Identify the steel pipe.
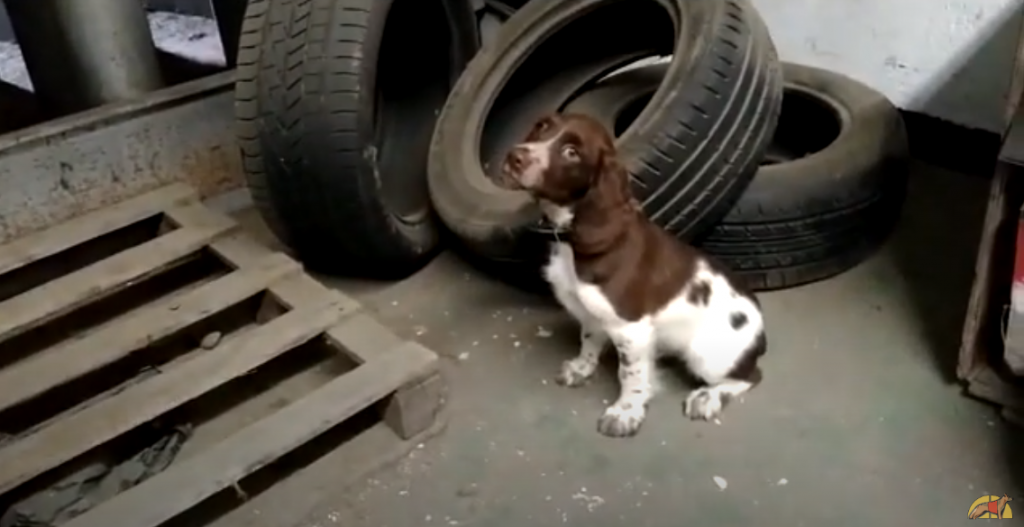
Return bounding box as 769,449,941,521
4,0,165,115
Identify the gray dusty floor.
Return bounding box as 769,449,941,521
230,162,1024,527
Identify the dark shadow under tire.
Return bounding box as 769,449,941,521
234,0,478,279
427,0,783,269
566,61,910,291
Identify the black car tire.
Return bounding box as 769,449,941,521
235,0,479,278
565,61,910,290
427,0,783,264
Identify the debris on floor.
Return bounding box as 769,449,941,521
0,426,191,527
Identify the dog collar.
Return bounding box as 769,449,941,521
535,219,571,242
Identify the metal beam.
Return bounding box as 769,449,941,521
4,0,165,115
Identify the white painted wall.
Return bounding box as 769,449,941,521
752,0,1023,133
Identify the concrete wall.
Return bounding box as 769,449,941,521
753,0,1023,133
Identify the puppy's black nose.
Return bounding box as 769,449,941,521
506,146,530,172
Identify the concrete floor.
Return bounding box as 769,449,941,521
228,161,1023,526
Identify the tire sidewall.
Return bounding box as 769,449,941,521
427,0,718,254
566,61,909,225
721,62,908,223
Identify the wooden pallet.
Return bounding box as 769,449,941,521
959,92,1024,426
0,184,445,527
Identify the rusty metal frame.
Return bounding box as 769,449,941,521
0,71,243,245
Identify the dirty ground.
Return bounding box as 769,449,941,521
222,162,1022,527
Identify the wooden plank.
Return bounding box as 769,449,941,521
208,235,361,314
967,366,1024,410
269,272,362,321
0,184,196,277
0,207,235,346
324,313,444,438
0,298,346,495
324,313,405,365
205,231,287,268
63,341,437,527
0,252,300,414
1003,5,1024,132
959,165,1014,379
382,372,446,440
163,201,250,255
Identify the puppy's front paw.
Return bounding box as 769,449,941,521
683,388,722,421
597,402,645,438
555,358,595,387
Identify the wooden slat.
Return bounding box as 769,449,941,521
324,313,406,365
0,298,347,495
0,252,300,414
163,202,256,263
967,366,1024,410
0,184,196,276
959,165,1014,379
1003,6,1024,131
63,341,437,527
204,231,279,268
208,234,362,314
0,203,235,345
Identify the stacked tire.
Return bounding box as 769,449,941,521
563,61,908,290
234,0,909,292
234,0,479,279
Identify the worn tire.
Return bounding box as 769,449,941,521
235,0,478,278
427,0,783,265
567,61,909,290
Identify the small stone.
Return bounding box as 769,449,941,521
713,476,727,490
458,352,470,361
777,478,788,486
200,331,222,349
536,326,553,338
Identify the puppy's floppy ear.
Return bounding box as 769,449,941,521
595,145,633,203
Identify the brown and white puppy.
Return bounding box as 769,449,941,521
498,113,767,438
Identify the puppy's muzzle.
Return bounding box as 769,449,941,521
497,145,532,190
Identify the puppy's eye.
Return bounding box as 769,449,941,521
536,120,548,132
561,145,579,161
